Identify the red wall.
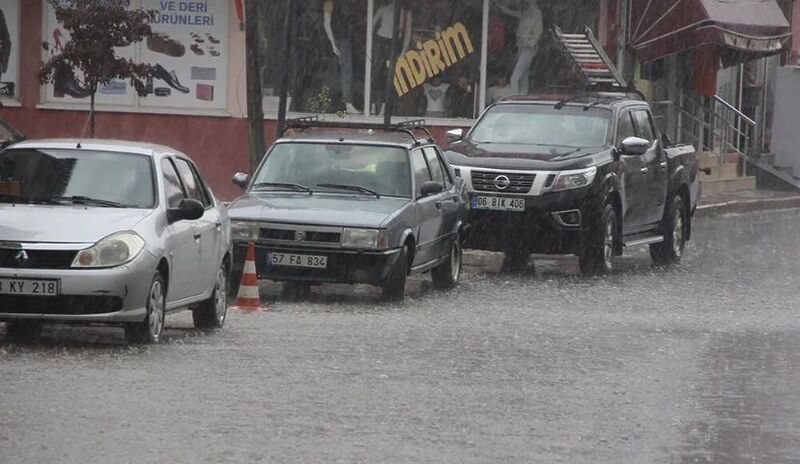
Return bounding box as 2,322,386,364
3,2,462,201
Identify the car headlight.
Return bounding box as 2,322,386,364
552,166,598,192
72,231,145,268
341,228,388,249
232,221,260,241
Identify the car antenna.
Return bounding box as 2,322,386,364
76,112,92,149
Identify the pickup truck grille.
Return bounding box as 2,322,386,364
471,171,535,193
261,228,341,244
0,249,77,269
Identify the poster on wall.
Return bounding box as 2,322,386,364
42,0,139,106
139,0,229,111
0,0,20,101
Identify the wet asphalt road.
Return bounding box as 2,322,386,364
2,209,800,463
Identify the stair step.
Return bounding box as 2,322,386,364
701,163,739,180
700,176,757,197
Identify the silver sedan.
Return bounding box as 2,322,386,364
0,139,231,343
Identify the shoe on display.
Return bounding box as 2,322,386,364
190,32,205,43
208,48,220,57
147,33,186,58
54,69,91,99
206,33,221,45
191,44,205,56
153,64,190,94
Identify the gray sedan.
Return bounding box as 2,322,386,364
0,139,231,343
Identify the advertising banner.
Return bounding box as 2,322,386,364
42,0,229,112
0,0,19,101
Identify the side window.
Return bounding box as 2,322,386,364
616,112,636,145
161,159,185,209
422,147,445,185
174,158,208,206
427,146,453,187
410,149,431,196
632,110,655,143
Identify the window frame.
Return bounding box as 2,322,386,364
410,147,433,199
160,157,188,210
174,156,212,208
615,110,637,146
631,109,657,144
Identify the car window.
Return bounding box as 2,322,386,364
632,110,655,143
432,146,454,187
161,159,186,209
410,149,431,196
174,158,208,207
616,111,636,145
423,147,445,186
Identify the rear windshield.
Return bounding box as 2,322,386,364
253,143,412,198
469,104,612,149
0,148,155,208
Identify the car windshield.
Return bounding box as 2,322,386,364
0,148,155,208
469,104,612,148
252,142,412,198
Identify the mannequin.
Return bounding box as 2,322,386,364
323,0,359,114
371,0,413,115
499,0,543,95
423,75,449,118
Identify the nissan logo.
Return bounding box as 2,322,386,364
14,250,28,267
494,175,511,190
294,231,306,241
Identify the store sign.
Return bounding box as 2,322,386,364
0,0,20,101
42,0,228,112
394,22,475,97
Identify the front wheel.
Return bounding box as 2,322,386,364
381,246,409,301
193,264,228,330
125,273,166,344
650,195,687,266
432,236,462,289
579,203,618,276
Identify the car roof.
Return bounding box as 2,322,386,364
279,127,434,149
497,91,646,110
6,138,182,157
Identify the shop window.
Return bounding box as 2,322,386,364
0,0,20,104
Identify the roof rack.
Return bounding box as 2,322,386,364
282,116,435,146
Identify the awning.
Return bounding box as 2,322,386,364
630,0,792,62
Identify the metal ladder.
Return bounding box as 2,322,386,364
552,26,627,90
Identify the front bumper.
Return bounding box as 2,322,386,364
233,242,402,285
0,253,158,324
464,189,599,254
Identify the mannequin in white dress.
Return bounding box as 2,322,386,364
498,0,543,95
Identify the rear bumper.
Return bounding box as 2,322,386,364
233,241,402,285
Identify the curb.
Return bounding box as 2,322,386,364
696,195,800,217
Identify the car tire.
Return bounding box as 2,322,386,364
579,203,618,276
432,235,462,289
381,245,409,301
228,267,243,304
193,264,228,330
650,195,687,266
125,273,166,344
6,320,43,344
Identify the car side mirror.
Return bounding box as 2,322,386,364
619,136,650,156
167,198,204,223
420,181,444,198
232,172,250,190
445,128,464,144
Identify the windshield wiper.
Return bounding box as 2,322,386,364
51,195,126,208
317,184,380,198
0,193,62,205
251,182,313,194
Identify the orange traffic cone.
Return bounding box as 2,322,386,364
234,242,268,312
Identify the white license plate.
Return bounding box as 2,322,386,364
471,195,526,211
268,253,328,269
0,278,60,296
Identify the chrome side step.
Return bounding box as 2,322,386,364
624,236,664,247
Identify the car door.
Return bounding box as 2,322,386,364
424,146,459,258
161,157,203,302
632,109,668,227
410,148,441,266
174,157,221,294
616,109,650,232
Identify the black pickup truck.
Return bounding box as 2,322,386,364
444,92,700,275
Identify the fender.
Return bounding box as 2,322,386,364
668,164,688,198
398,228,416,250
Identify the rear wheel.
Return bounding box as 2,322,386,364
6,320,43,344
125,273,166,344
579,203,618,275
432,236,462,289
381,245,409,301
193,264,228,330
650,195,687,266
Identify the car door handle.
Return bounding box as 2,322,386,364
639,167,650,174
193,232,202,240
659,161,668,169
435,202,443,209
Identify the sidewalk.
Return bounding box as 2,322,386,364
696,188,800,217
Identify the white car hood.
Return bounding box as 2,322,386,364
0,204,154,244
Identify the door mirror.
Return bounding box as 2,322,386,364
232,172,250,190
167,198,204,223
619,136,650,155
420,181,444,198
445,128,464,144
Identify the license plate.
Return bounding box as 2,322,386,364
471,195,526,211
0,278,60,296
268,253,328,269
